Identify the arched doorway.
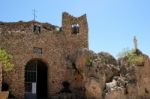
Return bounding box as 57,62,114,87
25,59,48,99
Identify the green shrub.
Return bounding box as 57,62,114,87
86,58,93,67
101,56,114,64
0,48,14,72
127,51,144,65
117,48,144,65
117,48,131,58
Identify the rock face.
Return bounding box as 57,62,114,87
68,48,150,99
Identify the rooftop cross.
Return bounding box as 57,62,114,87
134,36,138,50
33,9,37,21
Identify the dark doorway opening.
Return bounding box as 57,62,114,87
25,59,48,99
37,61,48,98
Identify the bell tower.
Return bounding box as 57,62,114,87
62,12,88,51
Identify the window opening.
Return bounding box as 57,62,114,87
71,24,80,34
33,47,42,55
33,25,41,33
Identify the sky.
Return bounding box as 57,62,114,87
0,0,150,57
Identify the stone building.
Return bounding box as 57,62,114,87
1,11,149,99
0,12,88,99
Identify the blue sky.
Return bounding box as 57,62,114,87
0,0,150,57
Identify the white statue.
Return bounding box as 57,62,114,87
134,36,138,50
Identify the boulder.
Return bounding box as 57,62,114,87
85,78,102,99
68,48,150,99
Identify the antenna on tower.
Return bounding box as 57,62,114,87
33,9,37,21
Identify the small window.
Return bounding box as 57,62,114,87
33,47,42,55
71,24,80,34
33,25,36,32
33,25,41,33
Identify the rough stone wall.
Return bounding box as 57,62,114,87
0,29,67,98
62,12,88,55
0,12,88,99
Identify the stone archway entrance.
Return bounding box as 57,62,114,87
25,59,48,99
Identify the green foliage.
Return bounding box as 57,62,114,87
117,48,144,65
0,48,14,72
127,51,144,65
101,56,113,64
86,58,93,67
117,48,131,58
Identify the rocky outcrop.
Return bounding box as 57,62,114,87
67,48,150,99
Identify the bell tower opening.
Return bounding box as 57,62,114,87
71,24,80,34
25,59,48,99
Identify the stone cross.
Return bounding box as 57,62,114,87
134,36,138,50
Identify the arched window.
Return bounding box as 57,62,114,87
71,24,80,34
